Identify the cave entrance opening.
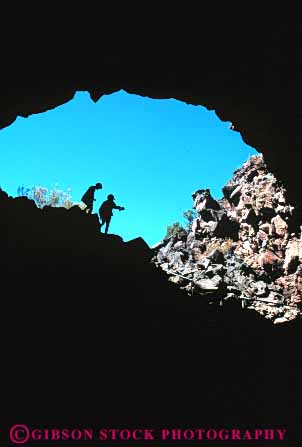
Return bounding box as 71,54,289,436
0,90,257,246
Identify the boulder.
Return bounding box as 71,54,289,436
194,278,219,291
207,248,225,264
271,214,288,237
284,239,301,274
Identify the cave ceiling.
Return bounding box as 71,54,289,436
1,20,301,210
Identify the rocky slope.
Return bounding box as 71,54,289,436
152,155,302,324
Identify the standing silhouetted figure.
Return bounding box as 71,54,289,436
99,194,125,234
81,182,103,214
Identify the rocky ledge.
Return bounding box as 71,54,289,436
152,155,302,324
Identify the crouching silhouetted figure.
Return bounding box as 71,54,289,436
99,194,125,234
81,182,102,214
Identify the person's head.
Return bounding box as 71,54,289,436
96,182,103,189
107,194,115,201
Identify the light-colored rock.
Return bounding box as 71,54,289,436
273,317,289,324
196,198,207,213
194,278,219,291
271,214,288,237
284,239,300,274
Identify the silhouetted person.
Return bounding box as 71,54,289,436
99,194,125,234
81,182,103,214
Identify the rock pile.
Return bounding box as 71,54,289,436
152,155,302,323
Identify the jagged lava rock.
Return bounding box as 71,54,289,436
152,155,302,322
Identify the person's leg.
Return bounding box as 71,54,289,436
100,218,105,232
105,218,110,234
86,201,93,214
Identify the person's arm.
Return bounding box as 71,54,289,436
113,202,125,211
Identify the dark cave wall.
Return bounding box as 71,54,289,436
3,20,302,442
1,21,302,210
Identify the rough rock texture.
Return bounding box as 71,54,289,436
152,155,302,324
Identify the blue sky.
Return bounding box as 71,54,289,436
0,90,257,246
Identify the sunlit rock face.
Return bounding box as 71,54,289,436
152,155,302,323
